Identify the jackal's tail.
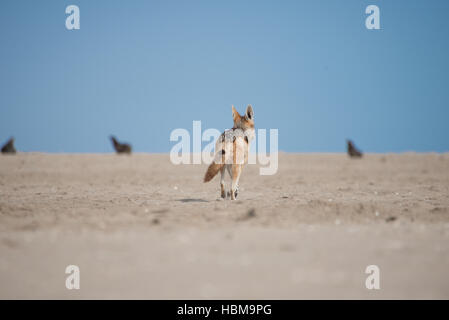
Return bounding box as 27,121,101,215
204,162,224,182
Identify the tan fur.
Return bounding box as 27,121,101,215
233,137,237,165
232,105,254,130
204,162,224,182
232,105,241,125
230,164,242,200
204,105,255,200
220,172,226,198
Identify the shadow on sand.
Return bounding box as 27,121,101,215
177,198,209,203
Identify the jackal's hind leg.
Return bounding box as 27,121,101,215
234,185,239,198
230,164,242,200
220,166,226,198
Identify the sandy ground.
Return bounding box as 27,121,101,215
0,153,449,299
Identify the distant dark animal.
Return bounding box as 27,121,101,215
346,139,362,158
1,137,16,154
110,136,132,154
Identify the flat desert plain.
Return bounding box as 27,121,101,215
0,153,449,299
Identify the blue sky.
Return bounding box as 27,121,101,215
1,0,448,153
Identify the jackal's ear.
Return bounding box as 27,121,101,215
245,105,254,120
232,105,241,123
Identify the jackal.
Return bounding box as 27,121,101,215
203,105,255,200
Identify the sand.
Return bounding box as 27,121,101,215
0,153,449,299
